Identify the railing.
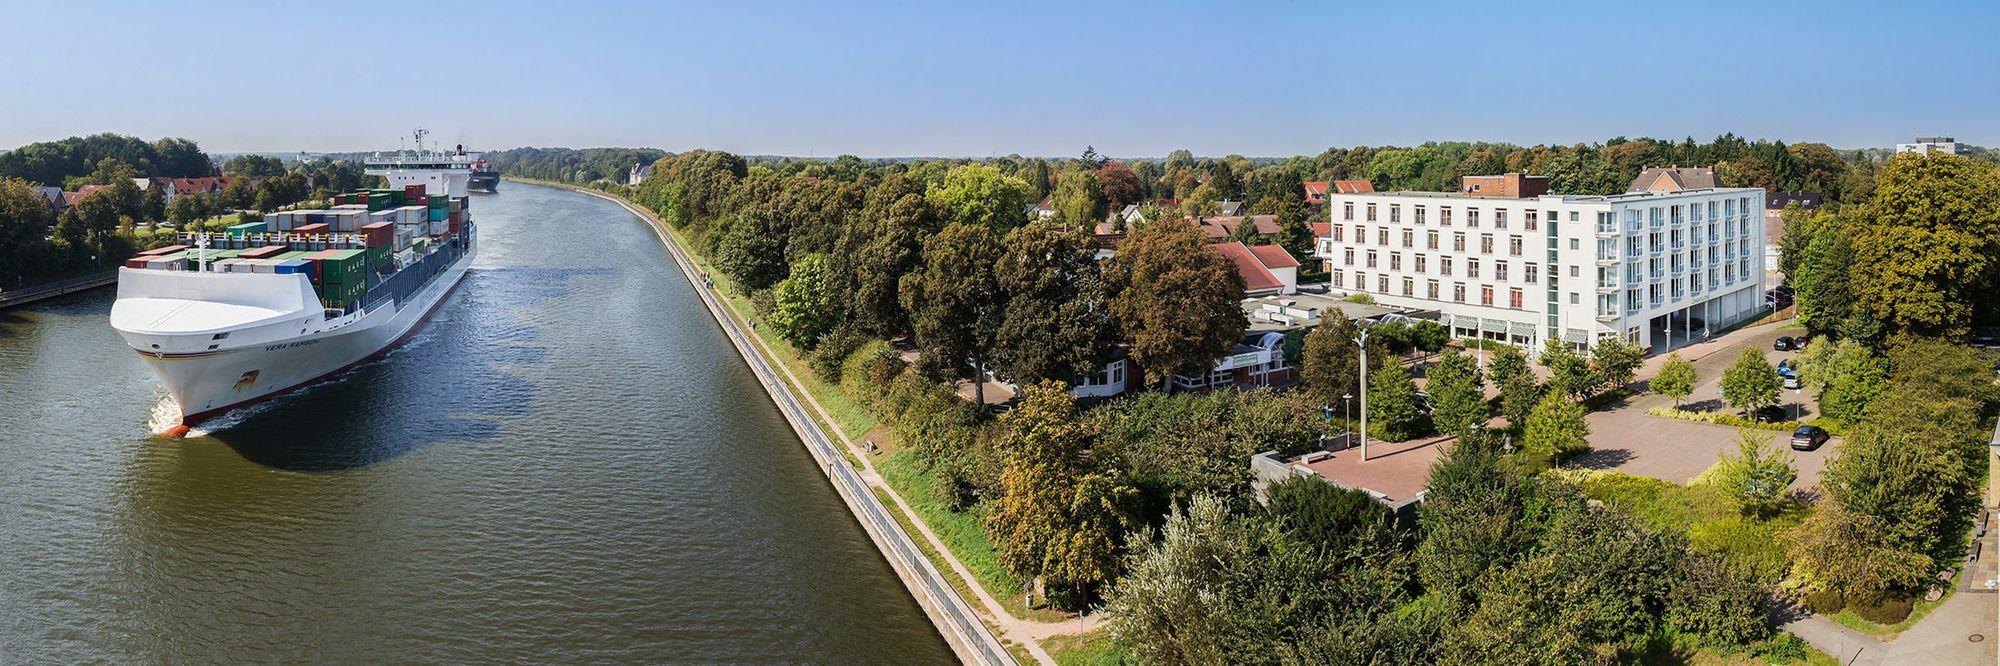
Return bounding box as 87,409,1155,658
0,270,119,310
597,188,1017,666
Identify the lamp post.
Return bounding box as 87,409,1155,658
1342,393,1353,444
1353,328,1371,461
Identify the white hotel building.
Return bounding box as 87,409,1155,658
1314,173,1765,354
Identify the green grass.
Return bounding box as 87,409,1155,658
877,452,1070,623
1826,586,1954,641
1568,467,1808,582
1044,630,1135,666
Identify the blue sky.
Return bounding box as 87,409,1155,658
2,0,1993,157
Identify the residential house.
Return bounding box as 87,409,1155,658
29,186,66,214
1193,214,1279,242
1170,330,1294,391
1024,196,1056,222
1764,191,1824,269
1304,181,1330,204
61,184,108,207
628,162,651,185
1627,167,1716,193
1210,241,1300,296
1214,199,1246,216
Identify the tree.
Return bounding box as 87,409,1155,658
1719,349,1780,416
712,206,789,290
1798,337,1888,423
988,381,1137,604
1102,217,1247,386
927,164,1034,232
1224,216,1261,244
769,254,836,349
1787,501,1933,606
1821,392,1987,581
1651,352,1697,408
1588,337,1644,394
1539,339,1597,401
900,223,1003,404
1105,494,1248,665
1491,344,1540,428
1096,162,1143,211
1428,348,1488,436
223,154,285,178
1298,311,1363,408
992,222,1112,385
1367,362,1424,442
1410,320,1449,364
1416,439,1531,608
1523,393,1590,458
1711,430,1797,519
1849,153,2000,337
1263,475,1395,559
838,191,938,336
0,179,55,282
1053,170,1107,229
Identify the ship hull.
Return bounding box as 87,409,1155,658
134,244,474,426
468,172,499,192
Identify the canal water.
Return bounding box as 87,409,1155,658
0,182,953,663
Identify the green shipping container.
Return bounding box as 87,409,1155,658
366,193,393,211
318,249,368,285
317,279,365,307
427,194,447,209
368,245,391,271
227,221,266,237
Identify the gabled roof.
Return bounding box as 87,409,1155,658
1627,167,1717,193
1215,200,1246,216
1767,191,1824,210
1193,214,1281,239
1246,244,1300,270
1303,181,1330,196
1332,180,1375,193
1310,221,1331,237
62,184,107,206
1211,242,1283,292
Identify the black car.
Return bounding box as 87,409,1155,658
1774,285,1797,297
1791,425,1830,451
1751,406,1788,423
1773,336,1793,351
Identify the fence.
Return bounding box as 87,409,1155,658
0,270,119,310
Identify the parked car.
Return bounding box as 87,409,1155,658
1774,285,1796,297
1773,336,1794,351
1783,375,1803,390
1791,425,1830,451
1751,406,1788,423
1792,336,1809,350
1777,359,1795,376
1414,391,1434,415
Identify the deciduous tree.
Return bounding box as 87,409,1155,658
1428,348,1488,436
1589,337,1645,394
769,254,835,348
992,222,1112,385
1523,393,1590,458
1539,339,1597,401
1711,430,1796,519
1491,344,1540,428
1719,349,1779,416
1849,153,2000,337
1651,352,1697,408
988,381,1138,604
1367,362,1424,442
927,164,1034,232
1103,217,1247,386
900,223,1003,403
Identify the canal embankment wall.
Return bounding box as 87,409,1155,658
542,181,1017,666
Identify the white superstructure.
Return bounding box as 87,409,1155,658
1896,136,1970,156
1314,176,1765,354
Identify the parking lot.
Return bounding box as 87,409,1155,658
1572,322,1837,489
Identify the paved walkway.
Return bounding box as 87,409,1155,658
581,185,1072,665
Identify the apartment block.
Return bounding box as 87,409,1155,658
1314,175,1766,354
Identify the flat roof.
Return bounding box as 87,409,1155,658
1331,186,1763,204
1242,290,1418,332
1290,437,1449,507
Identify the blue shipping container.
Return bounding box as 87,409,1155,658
273,259,311,275
428,208,446,221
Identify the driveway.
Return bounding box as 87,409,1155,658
1572,323,1836,488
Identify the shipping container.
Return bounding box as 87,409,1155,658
294,222,331,235
318,279,365,308
136,244,188,257
317,248,368,285
359,221,394,248
273,259,311,276
368,245,392,272
228,221,267,237
238,245,288,259
404,184,426,200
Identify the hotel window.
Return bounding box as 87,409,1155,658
1525,262,1539,284
1331,224,1343,241
1466,258,1480,278
1453,232,1466,252
1366,249,1378,268
1366,203,1377,221
1440,206,1453,226
1402,229,1414,248
1415,206,1427,224
1343,248,1354,266
1526,210,1540,231
1440,257,1454,276
1454,282,1466,302
1352,225,1364,243
1343,202,1354,221
1390,205,1401,223
1427,230,1440,249
1480,234,1494,254
1332,270,1344,287
1390,252,1402,270
1355,272,1366,289
1480,285,1494,306
1495,209,1508,229
1509,235,1523,256
1378,227,1389,245
1495,261,1509,281
1509,287,1524,309
1467,209,1481,227
1416,254,1428,273
1378,274,1389,292
1402,277,1414,296
1427,279,1440,299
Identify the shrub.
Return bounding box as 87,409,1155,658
930,454,980,511
1750,634,1809,662
1854,595,1916,625
1802,589,1845,614
1666,552,1772,647
1645,406,1800,432
1343,292,1375,304
809,326,869,382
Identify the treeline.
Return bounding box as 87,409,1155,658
483,147,668,184
0,133,214,188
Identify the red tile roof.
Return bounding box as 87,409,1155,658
1211,242,1283,292
1247,244,1300,270
1333,180,1375,193
61,184,108,206
1303,181,1330,197
1310,221,1332,237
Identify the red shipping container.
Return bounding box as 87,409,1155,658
239,245,287,259
404,184,425,199
124,258,148,268
294,223,331,235
359,221,393,248
137,244,189,257
303,249,335,282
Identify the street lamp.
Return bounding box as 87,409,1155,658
1353,328,1371,461
1342,393,1353,444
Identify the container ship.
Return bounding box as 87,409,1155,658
468,154,499,192
110,143,477,433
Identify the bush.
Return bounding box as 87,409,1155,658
1343,293,1375,304
809,326,869,382
1666,552,1772,647
1854,595,1915,625
931,454,980,511
1646,406,1796,432
1802,589,1845,614
1750,634,1810,662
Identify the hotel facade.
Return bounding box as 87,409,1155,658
1314,174,1766,354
